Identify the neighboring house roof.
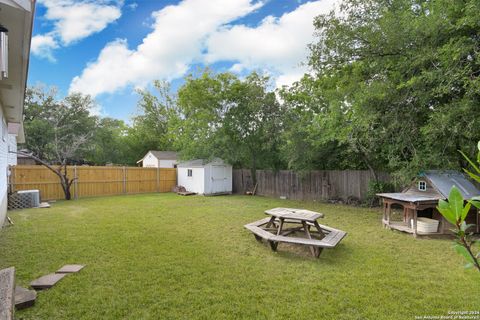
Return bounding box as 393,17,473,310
149,151,177,160
177,158,226,168
136,151,178,163
419,170,480,200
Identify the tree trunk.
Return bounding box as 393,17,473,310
61,176,72,200
11,151,76,201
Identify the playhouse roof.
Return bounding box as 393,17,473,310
420,170,480,199
377,170,480,203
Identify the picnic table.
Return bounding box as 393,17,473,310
244,207,347,258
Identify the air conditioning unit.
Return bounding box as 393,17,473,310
15,190,40,208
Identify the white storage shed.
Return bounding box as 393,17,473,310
177,158,232,195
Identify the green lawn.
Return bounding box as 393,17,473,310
1,194,479,319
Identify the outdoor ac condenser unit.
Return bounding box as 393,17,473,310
16,190,40,208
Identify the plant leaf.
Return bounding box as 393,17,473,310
461,201,471,221
459,149,480,174
448,186,464,222
437,199,456,225
469,197,480,209
454,244,474,263
463,168,480,184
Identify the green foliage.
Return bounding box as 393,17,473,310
172,71,285,182
365,180,395,207
23,86,132,166
436,185,480,271
23,86,97,163
294,0,480,183
23,0,480,179
124,81,179,165
86,118,130,165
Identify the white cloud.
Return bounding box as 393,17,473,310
31,34,59,62
70,0,263,96
70,0,339,97
127,2,138,11
32,0,122,60
205,0,338,88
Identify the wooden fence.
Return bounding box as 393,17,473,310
9,165,177,200
232,169,391,201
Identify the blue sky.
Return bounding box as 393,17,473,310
28,0,337,122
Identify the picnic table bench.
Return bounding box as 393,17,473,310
244,208,347,258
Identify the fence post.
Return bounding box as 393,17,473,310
74,165,78,200
123,166,127,194
156,167,160,193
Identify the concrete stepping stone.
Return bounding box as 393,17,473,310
56,265,85,274
14,286,36,310
30,273,67,290
0,267,15,320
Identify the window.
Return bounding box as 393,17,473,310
418,181,427,191
187,169,192,177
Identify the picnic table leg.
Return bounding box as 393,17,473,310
276,218,284,236
269,241,278,251
265,216,276,228
302,221,317,257
313,221,326,239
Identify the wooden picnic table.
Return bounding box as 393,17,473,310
263,208,327,256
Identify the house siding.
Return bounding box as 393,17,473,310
0,106,10,227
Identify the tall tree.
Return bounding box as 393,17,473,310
300,0,480,184
21,86,97,199
125,80,179,164
87,117,129,165
172,71,284,184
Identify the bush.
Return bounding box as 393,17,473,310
365,180,395,207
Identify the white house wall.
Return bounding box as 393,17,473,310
177,167,205,194
0,105,9,227
159,159,176,168
142,152,158,168
142,152,176,168
7,134,17,166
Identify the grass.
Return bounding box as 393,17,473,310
1,194,479,319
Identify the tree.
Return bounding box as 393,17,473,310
172,70,284,184
299,0,480,184
124,80,179,165
20,87,97,200
87,117,129,165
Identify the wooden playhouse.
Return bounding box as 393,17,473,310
377,170,480,236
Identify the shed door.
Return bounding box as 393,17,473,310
211,165,226,194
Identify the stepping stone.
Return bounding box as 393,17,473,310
0,267,15,320
56,265,85,274
38,202,51,208
30,273,67,290
14,286,36,310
